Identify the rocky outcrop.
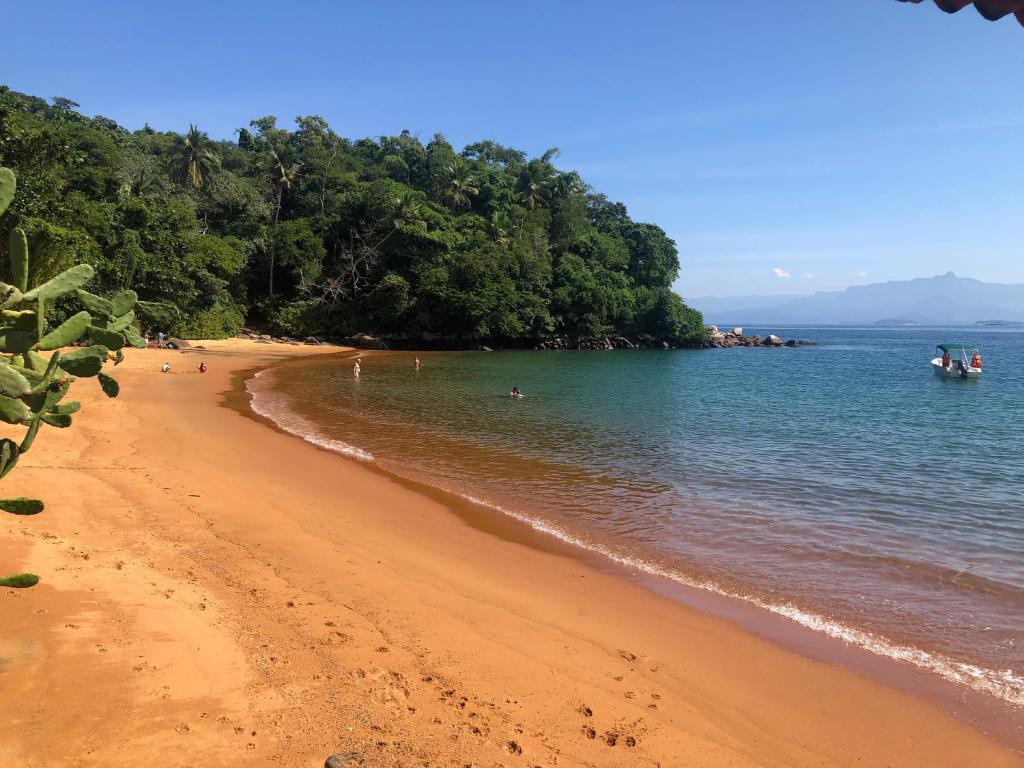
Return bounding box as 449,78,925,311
705,328,812,348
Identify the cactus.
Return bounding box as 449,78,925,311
0,167,170,588
9,229,29,293
0,169,14,217
38,311,92,351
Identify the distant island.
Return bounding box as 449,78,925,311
0,86,705,346
975,320,1024,327
692,272,1024,326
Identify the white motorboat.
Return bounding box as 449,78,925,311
931,343,982,379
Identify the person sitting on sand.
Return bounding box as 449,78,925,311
509,386,523,399
161,361,171,373
198,361,207,374
971,352,982,369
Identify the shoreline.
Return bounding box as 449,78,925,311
1,339,1021,767
241,349,1024,750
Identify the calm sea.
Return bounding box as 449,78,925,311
247,327,1023,709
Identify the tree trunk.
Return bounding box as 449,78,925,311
269,186,282,297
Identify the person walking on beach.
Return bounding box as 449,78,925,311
157,331,165,348
353,359,361,378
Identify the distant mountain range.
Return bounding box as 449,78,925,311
689,273,1024,326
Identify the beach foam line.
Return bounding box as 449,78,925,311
246,370,375,463
456,492,1024,708
244,369,1023,708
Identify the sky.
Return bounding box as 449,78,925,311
5,0,1024,299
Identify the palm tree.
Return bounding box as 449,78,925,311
391,192,426,230
118,167,159,199
170,124,220,189
443,161,479,210
517,160,553,210
267,148,301,296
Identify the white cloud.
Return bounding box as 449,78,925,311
772,267,791,278
853,271,868,278
802,273,815,279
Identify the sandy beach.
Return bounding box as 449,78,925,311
0,339,1020,768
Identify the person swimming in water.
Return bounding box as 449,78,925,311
509,386,523,399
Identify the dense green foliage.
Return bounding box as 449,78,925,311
0,87,704,343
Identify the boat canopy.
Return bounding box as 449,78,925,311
937,343,978,352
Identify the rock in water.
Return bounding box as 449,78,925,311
325,753,362,768
765,334,784,346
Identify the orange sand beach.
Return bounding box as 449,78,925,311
1,339,1020,768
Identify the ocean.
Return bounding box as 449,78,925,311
246,327,1023,713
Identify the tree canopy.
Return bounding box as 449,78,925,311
0,86,704,343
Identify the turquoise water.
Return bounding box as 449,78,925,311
249,327,1024,706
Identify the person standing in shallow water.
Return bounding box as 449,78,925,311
353,359,361,378
415,357,421,371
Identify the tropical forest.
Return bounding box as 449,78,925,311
0,86,705,345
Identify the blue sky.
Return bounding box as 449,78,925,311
6,0,1024,298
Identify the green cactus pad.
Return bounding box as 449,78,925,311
0,438,19,479
110,289,138,317
9,311,37,331
0,283,23,309
0,364,31,398
124,329,147,348
8,228,29,294
87,325,126,351
0,497,44,515
98,372,119,398
24,377,70,415
0,573,39,589
58,345,108,377
0,394,31,424
22,264,95,302
0,168,15,218
18,418,40,454
38,311,92,351
40,412,72,428
50,401,80,415
108,311,135,333
0,328,36,354
25,351,61,395
74,289,114,317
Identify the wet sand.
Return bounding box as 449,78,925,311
1,339,1020,767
